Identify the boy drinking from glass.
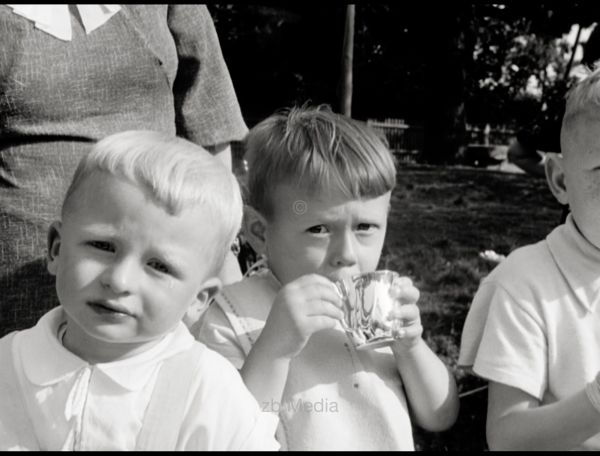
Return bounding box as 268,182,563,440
195,105,459,450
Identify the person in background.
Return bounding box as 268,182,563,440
0,4,246,337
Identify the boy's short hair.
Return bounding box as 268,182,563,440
244,105,397,219
62,130,243,274
561,64,600,151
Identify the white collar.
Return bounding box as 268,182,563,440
547,213,600,313
7,4,121,41
15,307,195,391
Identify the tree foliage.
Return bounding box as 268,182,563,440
209,4,425,125
465,2,600,151
209,3,600,159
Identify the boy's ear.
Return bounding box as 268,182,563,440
46,221,62,276
183,277,222,328
544,153,569,205
243,205,268,256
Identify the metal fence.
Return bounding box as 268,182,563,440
232,121,514,169
465,124,515,146
232,118,426,167
366,118,424,163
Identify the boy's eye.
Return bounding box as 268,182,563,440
357,223,376,232
307,225,328,234
87,241,114,252
148,259,170,274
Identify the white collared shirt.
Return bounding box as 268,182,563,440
0,307,279,450
6,4,121,41
459,214,600,450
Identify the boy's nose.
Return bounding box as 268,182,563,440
101,258,137,294
331,233,358,268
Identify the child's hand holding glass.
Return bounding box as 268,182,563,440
388,276,422,351
257,273,344,360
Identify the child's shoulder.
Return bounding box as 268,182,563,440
0,330,17,345
184,340,255,396
0,331,18,363
0,332,21,406
0,332,34,450
218,269,279,316
486,238,553,285
178,339,241,383
188,339,235,369
222,268,278,293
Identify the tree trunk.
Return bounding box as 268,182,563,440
340,5,355,116
564,23,582,80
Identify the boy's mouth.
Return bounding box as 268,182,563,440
88,300,133,317
327,271,359,284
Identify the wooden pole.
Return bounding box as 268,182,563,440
340,5,355,116
564,23,582,80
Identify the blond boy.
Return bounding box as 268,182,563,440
0,131,278,450
195,105,459,450
459,68,600,450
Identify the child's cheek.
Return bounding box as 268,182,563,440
166,277,175,290
586,174,600,200
578,176,600,216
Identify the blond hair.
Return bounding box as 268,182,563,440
244,105,396,219
561,64,600,153
62,130,243,273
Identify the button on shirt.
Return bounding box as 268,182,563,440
0,307,279,450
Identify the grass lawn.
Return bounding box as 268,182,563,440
382,163,562,451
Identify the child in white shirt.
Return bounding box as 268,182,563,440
0,130,279,450
195,105,459,450
459,66,600,450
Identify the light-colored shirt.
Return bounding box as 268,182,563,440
459,214,600,450
195,269,415,451
0,307,279,450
